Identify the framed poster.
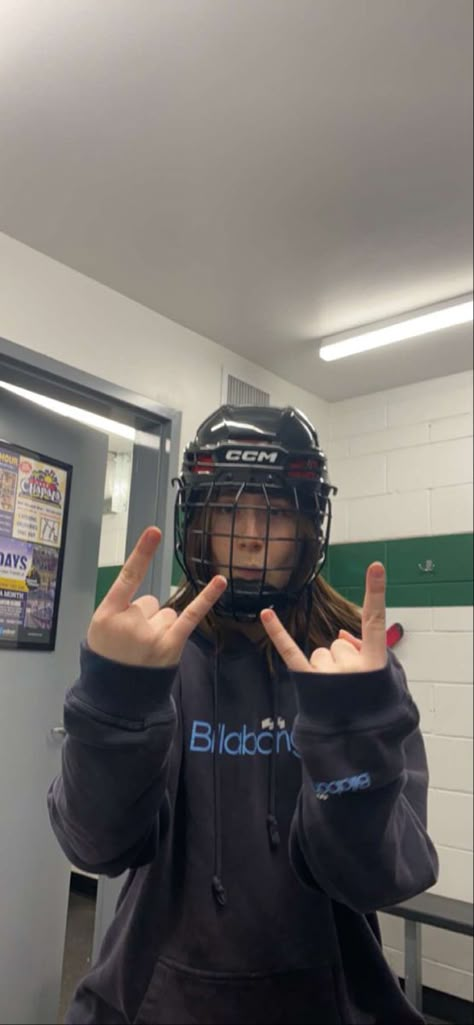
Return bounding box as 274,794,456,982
0,440,72,651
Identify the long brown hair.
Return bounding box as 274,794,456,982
167,503,361,665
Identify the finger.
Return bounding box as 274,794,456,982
260,609,311,672
132,595,161,619
338,629,363,651
169,576,228,646
150,606,177,628
310,647,336,673
101,527,162,613
330,638,360,666
361,562,387,664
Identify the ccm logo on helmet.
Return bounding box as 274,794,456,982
313,772,371,799
225,449,279,464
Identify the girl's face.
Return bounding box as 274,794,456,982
209,490,298,591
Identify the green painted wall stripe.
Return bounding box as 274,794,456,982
171,553,182,589
95,565,120,608
327,534,473,587
336,582,474,608
326,533,473,607
99,532,474,609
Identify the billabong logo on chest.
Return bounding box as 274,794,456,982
189,718,299,758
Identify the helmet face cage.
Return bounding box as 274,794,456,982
174,431,336,621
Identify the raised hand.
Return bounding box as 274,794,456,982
260,563,387,674
87,526,227,667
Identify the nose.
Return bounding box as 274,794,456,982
236,507,265,546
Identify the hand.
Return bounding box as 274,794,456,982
260,562,387,674
87,526,227,667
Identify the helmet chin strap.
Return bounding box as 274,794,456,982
214,579,295,621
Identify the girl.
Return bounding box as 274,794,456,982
49,404,438,1024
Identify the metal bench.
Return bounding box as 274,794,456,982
385,893,474,1012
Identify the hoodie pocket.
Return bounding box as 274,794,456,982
134,956,343,1024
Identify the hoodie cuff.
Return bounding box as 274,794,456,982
69,643,178,723
292,658,408,733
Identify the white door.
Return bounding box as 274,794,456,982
0,387,108,1025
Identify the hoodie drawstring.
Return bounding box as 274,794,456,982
266,590,312,849
211,650,227,908
266,673,281,850
211,647,282,909
303,584,313,658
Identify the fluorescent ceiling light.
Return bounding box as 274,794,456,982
0,380,136,441
319,296,473,362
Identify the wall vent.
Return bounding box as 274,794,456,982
224,372,270,407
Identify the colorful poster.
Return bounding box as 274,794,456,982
13,459,67,547
0,448,19,536
0,441,71,650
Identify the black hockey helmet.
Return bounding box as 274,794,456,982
174,405,337,619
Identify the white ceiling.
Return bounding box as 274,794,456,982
0,0,472,401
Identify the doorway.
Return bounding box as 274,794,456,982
0,335,181,1025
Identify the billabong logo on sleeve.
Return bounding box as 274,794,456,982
313,773,371,800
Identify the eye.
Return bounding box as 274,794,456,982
215,504,234,516
270,507,293,518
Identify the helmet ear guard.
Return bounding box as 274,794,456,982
173,405,337,621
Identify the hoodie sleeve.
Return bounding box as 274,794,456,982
47,644,179,877
289,652,438,913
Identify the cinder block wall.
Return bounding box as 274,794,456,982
325,370,473,1002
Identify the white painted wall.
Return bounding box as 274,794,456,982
98,434,134,567
0,233,330,457
326,370,473,544
0,231,330,571
328,375,473,1002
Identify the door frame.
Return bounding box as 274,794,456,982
0,334,182,600
1,335,185,1007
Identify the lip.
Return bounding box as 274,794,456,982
236,568,264,580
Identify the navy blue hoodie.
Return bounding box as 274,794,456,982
48,632,438,1024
